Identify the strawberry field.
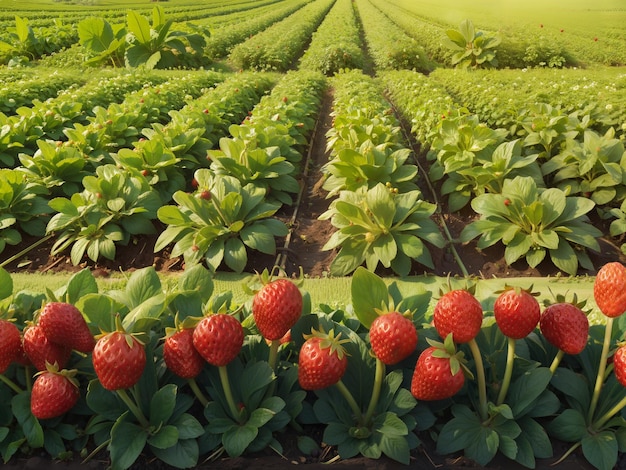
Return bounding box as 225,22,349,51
1,0,626,469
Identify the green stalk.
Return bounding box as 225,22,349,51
0,234,53,269
334,379,363,424
549,350,565,375
0,374,24,394
363,358,385,425
219,365,241,423
588,317,613,423
116,388,150,428
593,394,626,430
188,378,209,407
496,337,516,406
468,338,488,422
268,339,280,373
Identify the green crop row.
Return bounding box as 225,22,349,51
204,0,308,60
298,0,365,76
354,0,432,73
229,0,336,72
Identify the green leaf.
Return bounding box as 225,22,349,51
11,393,43,449
110,418,148,470
126,266,162,308
582,431,618,470
0,268,12,301
223,424,257,457
508,367,552,417
147,425,179,450
150,438,199,468
351,267,388,328
178,264,213,303
63,268,98,304
172,414,204,440
547,409,588,442
149,384,177,427
379,433,411,465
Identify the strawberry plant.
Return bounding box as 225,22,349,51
443,19,501,69
46,164,161,266
461,175,602,275
320,183,444,276
0,168,50,256
155,169,288,273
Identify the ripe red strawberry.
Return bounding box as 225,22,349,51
411,345,465,401
30,367,79,420
39,302,95,353
252,278,303,341
23,325,72,371
540,303,589,355
369,312,417,365
298,328,349,391
0,320,22,374
613,344,626,388
192,314,244,367
93,330,146,391
594,262,626,318
163,328,204,379
493,287,540,339
433,290,483,344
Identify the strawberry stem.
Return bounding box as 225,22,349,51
363,358,385,425
334,379,363,424
188,378,209,408
0,374,23,394
219,365,241,423
593,394,626,430
496,337,516,406
268,340,280,372
468,338,488,422
116,388,150,428
588,317,614,423
549,350,565,374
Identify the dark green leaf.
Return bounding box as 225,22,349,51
110,418,148,470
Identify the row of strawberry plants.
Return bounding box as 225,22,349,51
0,70,174,168
319,70,444,277
153,70,327,273
384,69,626,275
229,0,336,72
0,69,86,115
204,0,309,60
354,0,433,73
42,72,277,267
298,0,365,76
1,257,626,469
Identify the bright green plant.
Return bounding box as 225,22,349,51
46,165,161,266
542,127,626,206
321,141,419,198
155,170,288,273
207,136,300,206
461,176,602,275
320,183,445,276
18,139,87,197
0,168,50,256
443,19,501,69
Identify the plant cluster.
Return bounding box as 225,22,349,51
0,262,625,470
298,0,364,76
355,0,433,73
229,0,335,72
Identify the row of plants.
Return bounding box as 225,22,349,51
204,0,308,60
153,69,327,273
384,0,626,67
1,257,626,469
381,69,626,274
41,72,277,266
229,0,336,72
354,0,432,73
0,70,175,168
318,70,445,277
298,0,364,76
0,69,85,115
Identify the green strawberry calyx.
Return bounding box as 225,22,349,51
303,326,350,360
427,334,474,380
